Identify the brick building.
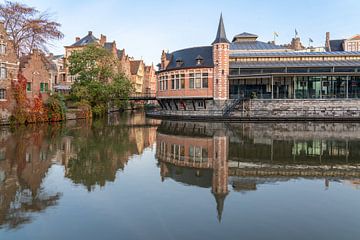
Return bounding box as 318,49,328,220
156,121,229,221
326,32,360,52
64,31,153,95
156,15,360,115
0,22,18,122
19,50,54,102
130,60,145,94
143,64,157,95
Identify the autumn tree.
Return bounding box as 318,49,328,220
68,45,133,115
0,1,64,57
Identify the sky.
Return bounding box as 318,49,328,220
5,0,360,65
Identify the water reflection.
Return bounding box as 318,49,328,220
156,121,360,221
0,112,159,229
1,113,360,234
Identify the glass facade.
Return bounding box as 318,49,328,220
230,75,360,99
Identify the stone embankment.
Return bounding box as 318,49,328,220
147,99,360,122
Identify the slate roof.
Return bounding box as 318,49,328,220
163,162,213,188
329,39,345,51
212,14,230,44
230,51,360,57
104,42,114,51
165,46,214,70
230,60,360,69
232,32,258,42
71,32,98,47
117,49,125,59
230,41,285,51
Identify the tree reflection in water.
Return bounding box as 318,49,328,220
0,112,159,229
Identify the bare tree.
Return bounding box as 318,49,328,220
0,1,64,57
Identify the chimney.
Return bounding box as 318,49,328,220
100,34,107,46
325,32,331,51
75,37,80,42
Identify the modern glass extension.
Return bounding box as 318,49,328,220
229,66,360,99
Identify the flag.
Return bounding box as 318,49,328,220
274,32,279,37
309,38,314,43
295,29,298,36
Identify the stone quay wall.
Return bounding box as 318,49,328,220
147,99,360,121
233,99,360,120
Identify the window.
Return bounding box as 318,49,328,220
180,74,185,89
26,82,31,91
195,73,201,88
40,83,45,92
0,64,6,79
171,75,175,89
171,74,184,90
45,83,49,91
189,73,194,88
0,44,5,54
0,89,6,100
202,73,208,88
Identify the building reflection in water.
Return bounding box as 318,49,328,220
0,112,159,229
155,121,360,221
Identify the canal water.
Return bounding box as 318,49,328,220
0,112,360,240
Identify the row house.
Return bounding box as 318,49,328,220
64,31,155,94
19,49,54,102
129,60,145,94
0,22,18,122
144,64,157,95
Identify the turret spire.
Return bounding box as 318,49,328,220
212,13,230,45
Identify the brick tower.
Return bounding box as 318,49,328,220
212,133,229,222
212,14,230,102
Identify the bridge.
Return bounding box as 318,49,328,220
119,94,156,101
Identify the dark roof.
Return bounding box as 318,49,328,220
104,42,114,51
165,46,214,70
230,41,285,51
212,14,230,45
117,49,124,59
230,51,360,57
232,32,258,42
329,39,345,51
230,60,360,68
71,32,98,47
163,163,213,188
130,60,142,75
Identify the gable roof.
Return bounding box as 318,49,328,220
130,60,143,75
232,32,258,42
20,50,56,72
348,34,360,41
117,49,125,59
329,39,345,51
104,42,114,51
71,31,98,47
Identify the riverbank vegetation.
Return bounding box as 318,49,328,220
68,45,133,116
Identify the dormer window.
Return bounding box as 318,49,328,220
196,55,204,66
176,58,183,67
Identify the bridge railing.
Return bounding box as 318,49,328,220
117,93,157,100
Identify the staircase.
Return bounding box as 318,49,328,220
222,98,243,116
